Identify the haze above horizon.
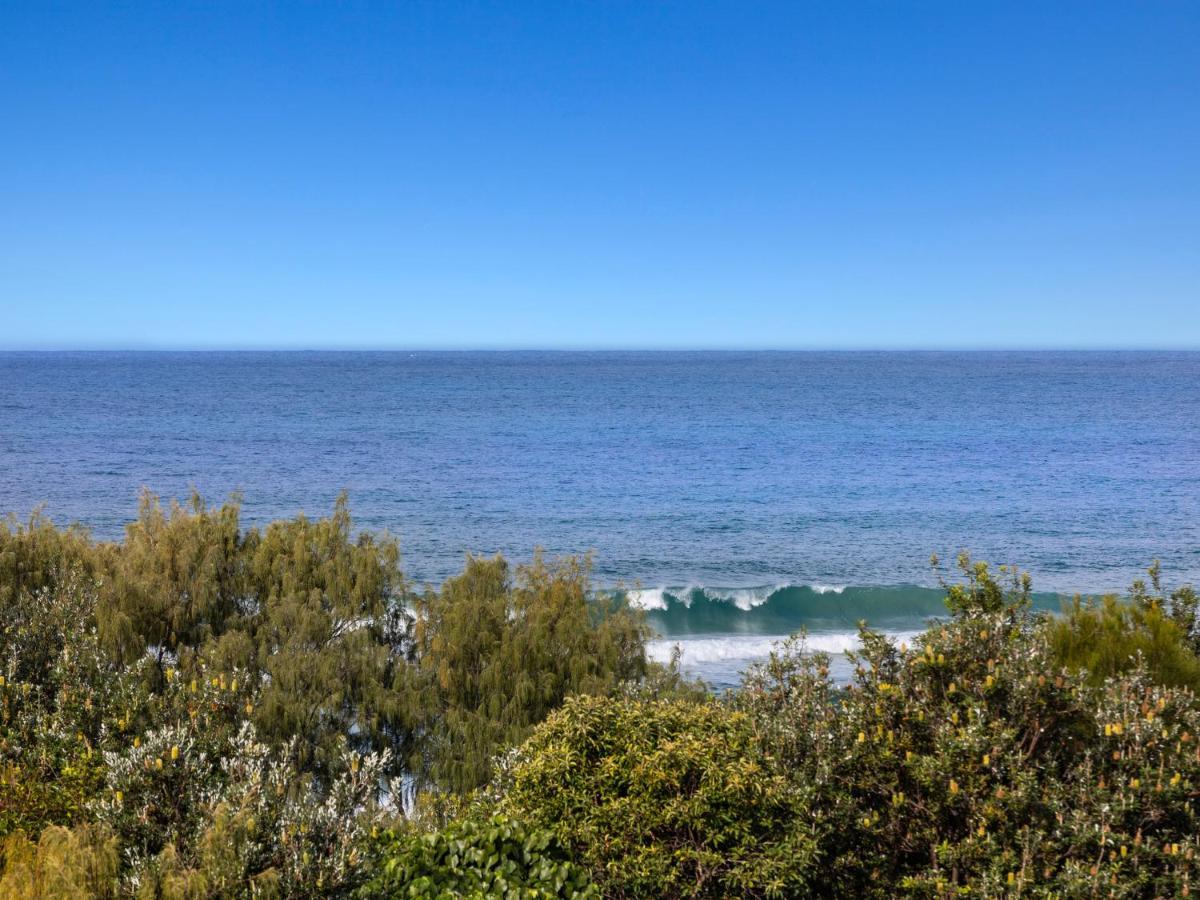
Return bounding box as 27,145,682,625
3,2,1198,350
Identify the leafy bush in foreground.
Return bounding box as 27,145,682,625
484,557,1200,897
6,495,1200,897
495,694,819,897
360,814,595,898
1,495,652,894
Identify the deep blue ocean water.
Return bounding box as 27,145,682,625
3,351,1198,686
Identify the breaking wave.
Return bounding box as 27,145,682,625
618,583,1061,636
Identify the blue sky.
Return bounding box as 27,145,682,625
2,2,1198,349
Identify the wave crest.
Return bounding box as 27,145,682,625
619,583,1060,637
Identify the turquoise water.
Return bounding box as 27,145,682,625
2,351,1198,686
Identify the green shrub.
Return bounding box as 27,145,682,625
403,553,648,795
0,824,119,899
1047,594,1200,690
497,694,820,898
494,557,1200,897
360,814,595,899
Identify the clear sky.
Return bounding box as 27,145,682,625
2,2,1198,349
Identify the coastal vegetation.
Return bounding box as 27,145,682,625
2,495,1200,896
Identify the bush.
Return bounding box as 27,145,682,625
493,557,1200,897
360,814,595,898
1048,594,1200,690
0,494,655,894
0,824,119,899
496,694,819,897
1048,561,1200,691
403,553,648,795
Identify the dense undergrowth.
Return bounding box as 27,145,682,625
2,495,1199,897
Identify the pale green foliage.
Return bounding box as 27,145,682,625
1048,594,1200,690
99,492,244,670
405,552,648,795
0,825,119,899
0,494,657,894
0,510,102,608
232,495,409,775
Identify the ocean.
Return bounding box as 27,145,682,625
2,351,1198,688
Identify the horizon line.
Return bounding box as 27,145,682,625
2,345,1200,354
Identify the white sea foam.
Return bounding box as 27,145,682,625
626,587,673,610
627,582,851,612
810,584,847,595
648,629,923,668
703,584,790,611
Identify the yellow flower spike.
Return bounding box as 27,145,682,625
170,745,179,761
1120,845,1127,857
900,642,908,653
887,730,894,743
166,668,174,682
948,682,957,694
115,790,123,804
918,710,925,721
351,756,360,774
858,731,866,743
1105,724,1113,737
980,630,988,640
190,679,197,693
155,758,163,771
134,736,141,748
949,779,959,794
937,654,945,664
1007,872,1015,884
0,676,6,687
905,750,913,762
985,675,994,688
1113,723,1123,735
1171,772,1182,786
951,711,959,724
982,754,990,766
977,825,986,837
1130,778,1140,789
245,702,254,715
230,677,238,692
862,816,872,828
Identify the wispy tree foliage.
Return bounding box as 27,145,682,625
4,498,1200,897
